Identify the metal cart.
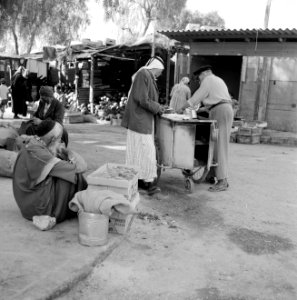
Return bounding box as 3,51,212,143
156,115,218,193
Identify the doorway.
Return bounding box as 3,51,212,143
190,55,242,100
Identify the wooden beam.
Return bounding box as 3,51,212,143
89,56,94,114
165,49,170,105
253,57,272,120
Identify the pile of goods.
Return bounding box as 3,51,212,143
103,164,138,180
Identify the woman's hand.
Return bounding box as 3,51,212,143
158,105,166,115
32,117,42,125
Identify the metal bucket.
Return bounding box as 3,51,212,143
78,212,109,246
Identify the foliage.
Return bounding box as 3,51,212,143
173,10,225,30
98,0,225,42
93,95,127,120
99,0,187,40
0,0,90,54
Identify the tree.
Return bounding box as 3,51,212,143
0,0,90,54
99,0,224,43
100,0,187,40
173,10,225,31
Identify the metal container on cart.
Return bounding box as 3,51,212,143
156,114,218,192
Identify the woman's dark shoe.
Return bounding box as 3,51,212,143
147,182,161,196
138,179,149,190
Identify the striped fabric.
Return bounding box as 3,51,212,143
126,129,157,182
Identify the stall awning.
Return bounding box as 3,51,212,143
0,52,20,59
92,52,135,61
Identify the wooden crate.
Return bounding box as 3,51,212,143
238,126,262,136
237,134,261,144
87,163,139,201
63,112,84,124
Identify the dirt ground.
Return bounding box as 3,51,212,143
59,124,297,300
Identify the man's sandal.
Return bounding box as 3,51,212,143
208,183,229,192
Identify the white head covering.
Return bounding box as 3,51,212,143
180,77,190,84
144,56,164,70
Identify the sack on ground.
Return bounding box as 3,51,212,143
0,126,19,147
0,149,17,177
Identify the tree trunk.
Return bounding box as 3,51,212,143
142,18,151,36
264,0,272,28
27,29,37,54
11,27,19,55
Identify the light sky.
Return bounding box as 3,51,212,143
82,0,297,42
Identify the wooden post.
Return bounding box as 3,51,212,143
165,49,171,105
74,60,79,109
151,19,156,57
253,57,272,121
89,56,94,114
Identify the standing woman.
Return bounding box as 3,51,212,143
121,56,165,195
11,67,30,119
169,76,191,112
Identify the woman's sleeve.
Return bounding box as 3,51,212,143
49,160,77,183
132,71,161,115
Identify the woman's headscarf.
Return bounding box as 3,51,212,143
144,56,164,70
180,77,190,84
130,56,165,84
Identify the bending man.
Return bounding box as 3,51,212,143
177,65,233,192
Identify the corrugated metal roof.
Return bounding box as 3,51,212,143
159,28,297,43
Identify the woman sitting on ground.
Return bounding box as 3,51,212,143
20,86,69,146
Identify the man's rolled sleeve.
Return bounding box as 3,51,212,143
187,81,209,107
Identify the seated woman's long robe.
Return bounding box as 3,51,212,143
12,138,87,223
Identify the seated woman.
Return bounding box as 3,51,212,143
20,86,69,146
13,120,88,230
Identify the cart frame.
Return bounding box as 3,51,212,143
156,115,218,193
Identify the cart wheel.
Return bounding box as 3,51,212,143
191,166,209,184
185,178,194,193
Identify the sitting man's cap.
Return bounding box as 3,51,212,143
193,65,212,76
40,86,54,98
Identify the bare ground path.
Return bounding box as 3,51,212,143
58,125,297,300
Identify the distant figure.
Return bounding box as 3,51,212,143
54,85,66,107
11,67,31,119
230,92,239,118
20,86,69,146
169,77,191,112
0,78,9,119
